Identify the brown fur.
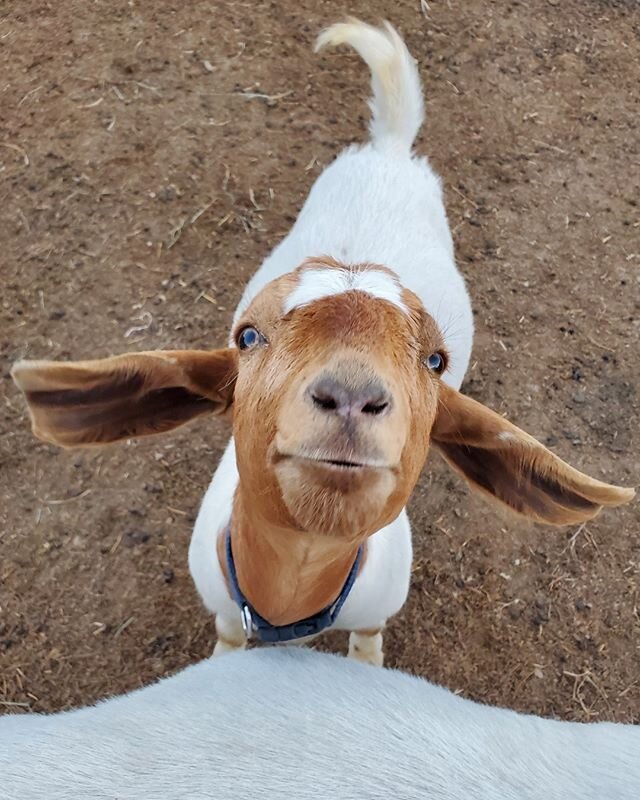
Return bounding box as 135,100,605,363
11,350,237,447
230,265,444,542
432,385,635,525
216,519,370,628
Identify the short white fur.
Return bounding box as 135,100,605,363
283,266,409,315
2,648,638,800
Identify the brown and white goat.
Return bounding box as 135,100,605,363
11,21,634,665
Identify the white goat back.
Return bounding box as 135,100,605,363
1,648,638,800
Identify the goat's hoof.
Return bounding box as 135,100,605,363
348,633,384,667
348,649,384,667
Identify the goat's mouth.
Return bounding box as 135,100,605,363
272,445,399,527
318,458,366,470
274,451,390,473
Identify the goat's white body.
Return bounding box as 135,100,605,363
2,648,637,800
190,21,472,643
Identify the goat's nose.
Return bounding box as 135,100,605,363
308,375,392,418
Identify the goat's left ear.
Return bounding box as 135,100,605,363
11,349,238,448
431,383,635,525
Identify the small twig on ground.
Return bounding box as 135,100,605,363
113,617,134,638
237,89,293,104
0,141,30,166
451,184,479,209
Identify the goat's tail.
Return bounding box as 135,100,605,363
315,19,425,153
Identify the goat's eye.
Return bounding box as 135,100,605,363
424,352,445,374
236,326,265,351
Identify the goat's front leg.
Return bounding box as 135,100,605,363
212,614,246,658
348,627,384,667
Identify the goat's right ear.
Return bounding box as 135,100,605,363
11,349,238,448
431,383,635,525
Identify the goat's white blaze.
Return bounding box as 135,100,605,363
283,267,408,315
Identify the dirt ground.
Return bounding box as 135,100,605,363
1,0,638,724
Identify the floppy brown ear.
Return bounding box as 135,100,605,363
11,349,238,448
432,383,635,526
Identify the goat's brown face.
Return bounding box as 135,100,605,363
231,261,446,539
11,258,634,534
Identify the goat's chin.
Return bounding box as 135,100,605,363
274,457,397,539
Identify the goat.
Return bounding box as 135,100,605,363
11,21,634,665
1,647,638,800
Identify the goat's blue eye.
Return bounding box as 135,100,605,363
237,326,264,351
425,352,445,373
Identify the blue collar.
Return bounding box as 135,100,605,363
224,528,363,644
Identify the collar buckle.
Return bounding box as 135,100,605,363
240,604,254,640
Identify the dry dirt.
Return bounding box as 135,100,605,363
1,0,638,723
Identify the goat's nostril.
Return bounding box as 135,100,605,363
362,399,389,416
312,392,338,412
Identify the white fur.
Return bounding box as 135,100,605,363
1,648,638,800
193,21,473,649
315,20,425,152
283,266,408,315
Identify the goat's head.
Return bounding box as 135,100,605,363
229,259,442,540
12,258,634,541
